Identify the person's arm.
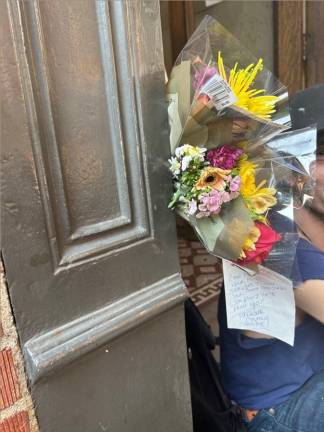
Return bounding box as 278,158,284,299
295,279,324,324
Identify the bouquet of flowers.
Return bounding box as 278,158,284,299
169,143,281,268
166,16,311,278
167,16,290,157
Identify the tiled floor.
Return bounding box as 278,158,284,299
178,238,222,361
178,239,223,308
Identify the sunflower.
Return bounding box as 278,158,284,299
194,167,231,191
217,52,279,120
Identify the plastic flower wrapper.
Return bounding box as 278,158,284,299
258,125,318,279
166,15,291,155
168,125,317,278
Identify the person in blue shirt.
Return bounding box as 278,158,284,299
218,85,324,431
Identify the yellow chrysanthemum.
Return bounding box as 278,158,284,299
217,52,279,120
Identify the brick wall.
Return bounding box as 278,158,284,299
0,260,39,432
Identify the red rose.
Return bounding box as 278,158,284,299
239,222,281,265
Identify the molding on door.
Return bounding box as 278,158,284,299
24,273,188,384
8,0,152,271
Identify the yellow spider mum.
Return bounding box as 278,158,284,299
217,52,279,120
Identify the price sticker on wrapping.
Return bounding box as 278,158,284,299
200,74,237,111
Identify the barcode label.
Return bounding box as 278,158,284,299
199,74,237,111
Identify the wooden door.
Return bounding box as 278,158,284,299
1,1,192,431
275,0,324,94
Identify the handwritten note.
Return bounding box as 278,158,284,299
223,260,296,346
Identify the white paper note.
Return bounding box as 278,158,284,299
223,260,296,346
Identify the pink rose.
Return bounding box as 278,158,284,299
239,222,281,265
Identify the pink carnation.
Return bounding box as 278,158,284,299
207,146,244,170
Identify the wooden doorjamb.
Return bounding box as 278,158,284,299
168,1,195,64
275,0,324,94
306,1,324,87
274,1,305,95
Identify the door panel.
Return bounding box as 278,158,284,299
32,307,192,432
1,0,192,430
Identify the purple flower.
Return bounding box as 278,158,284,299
207,145,244,169
193,66,217,92
229,175,241,192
